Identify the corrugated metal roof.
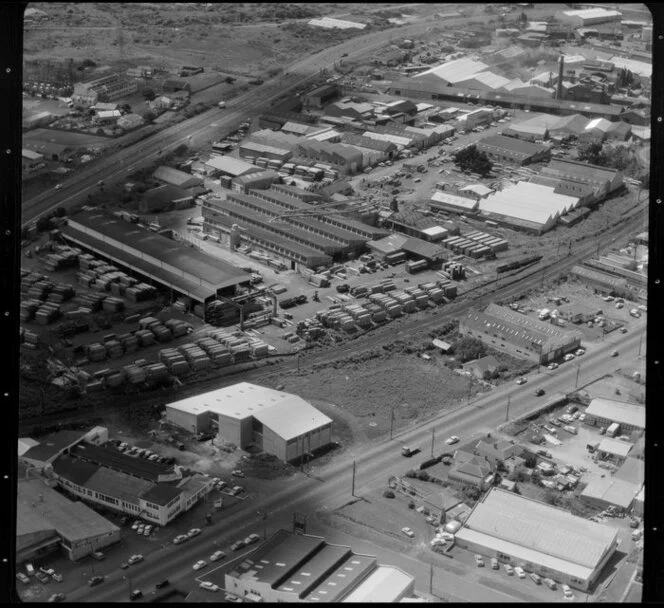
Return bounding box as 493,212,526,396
585,398,645,429
341,566,413,603
464,488,618,568
462,71,511,90
598,437,632,457
414,57,489,84
153,166,203,188
478,134,550,156
21,430,85,463
84,467,154,505
580,476,639,510
205,156,262,177
430,191,479,211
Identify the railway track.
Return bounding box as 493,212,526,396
18,198,648,433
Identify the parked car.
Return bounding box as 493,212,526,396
17,572,30,584
88,575,105,587
574,349,585,356
534,388,545,396
231,540,245,551
173,534,188,545
200,581,220,592
47,593,66,602
131,521,141,531
544,577,557,590
231,485,244,496
516,377,527,385
474,554,485,567
129,590,143,601
610,350,619,357
36,572,51,584
188,528,202,538
445,435,460,445
529,572,542,585
563,354,575,362
401,527,415,538
155,580,170,589
547,362,559,370
514,566,526,579
127,555,143,565
503,564,514,576
491,558,499,570
193,560,207,571
231,470,245,478
210,550,226,562
246,533,261,545
52,573,63,583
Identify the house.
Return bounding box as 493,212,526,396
556,302,602,324
474,438,520,465
93,109,122,124
448,450,494,490
22,148,44,170
462,355,499,379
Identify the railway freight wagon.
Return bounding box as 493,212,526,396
496,254,543,274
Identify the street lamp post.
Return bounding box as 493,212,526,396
575,363,581,389
505,394,511,423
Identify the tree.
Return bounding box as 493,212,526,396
36,216,52,232
462,486,481,501
453,336,486,363
523,452,537,468
54,206,67,218
453,144,493,177
142,88,156,101
142,110,156,123
577,142,604,165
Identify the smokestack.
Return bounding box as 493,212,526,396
557,55,565,101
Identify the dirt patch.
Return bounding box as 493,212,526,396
266,351,475,441
240,453,297,479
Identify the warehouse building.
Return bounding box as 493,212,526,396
153,165,205,192
225,529,416,603
303,83,341,108
205,156,263,179
429,191,480,214
538,159,623,201
478,182,580,234
570,265,630,294
584,398,645,432
165,383,332,463
22,148,44,170
455,488,619,591
503,113,564,141
556,8,622,27
460,303,583,364
61,210,251,305
231,170,279,194
139,184,194,213
17,479,121,563
340,133,398,165
547,114,590,139
580,476,642,513
238,141,293,163
367,233,446,266
325,100,375,122
383,209,450,243
413,57,490,86
476,135,551,165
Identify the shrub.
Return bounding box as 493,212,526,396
404,469,417,478
383,489,395,499
54,206,67,218
408,500,415,509
416,470,430,481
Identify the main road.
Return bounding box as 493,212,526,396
66,326,644,601
22,12,475,226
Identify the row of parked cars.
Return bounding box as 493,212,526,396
474,555,575,600
17,565,64,587
110,440,177,465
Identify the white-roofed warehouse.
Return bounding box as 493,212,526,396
478,182,580,234
454,488,619,591
165,383,333,462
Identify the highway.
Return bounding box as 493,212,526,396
65,325,644,602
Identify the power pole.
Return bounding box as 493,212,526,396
429,562,433,595
505,394,511,423
351,461,356,497
431,428,435,458
389,408,395,440
575,363,581,388
638,332,643,357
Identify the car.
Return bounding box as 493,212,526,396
578,413,586,422
504,564,514,576
534,388,545,397
401,527,415,538
231,485,244,496
514,566,526,579
52,573,63,583
474,554,484,567
615,302,624,309
88,575,105,587
563,591,576,601
516,377,527,385
231,470,245,478
231,540,245,551
17,572,30,584
97,180,105,187
120,562,129,569
128,554,143,565
610,350,619,357
445,436,460,445
137,524,145,534
188,528,202,538
210,550,226,562
155,580,170,589
40,567,56,577
48,593,66,602
173,534,188,545
574,349,585,356
193,560,207,571
54,184,62,190
246,533,261,545
200,581,220,592
225,593,243,603
564,353,575,362
131,521,140,530
143,528,151,536
129,590,143,601
215,480,227,490
144,525,153,533
547,363,559,370
491,558,499,570
529,572,542,585
148,454,159,461
620,327,628,333
36,572,51,584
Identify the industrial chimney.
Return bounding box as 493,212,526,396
556,55,565,101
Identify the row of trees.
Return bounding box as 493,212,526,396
577,142,649,182
452,145,493,177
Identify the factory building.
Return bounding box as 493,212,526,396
165,383,333,463
225,529,416,602
538,159,623,202
238,141,293,163
478,182,580,234
303,83,342,108
455,489,619,591
17,479,120,563
60,210,251,305
556,8,622,27
459,303,583,364
153,165,205,192
413,57,490,87
476,135,551,165
430,191,480,215
204,156,263,179
72,72,138,106
584,398,645,432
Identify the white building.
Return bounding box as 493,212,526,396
584,398,645,432
413,57,490,86
454,488,619,591
556,8,622,27
225,529,416,602
165,383,333,462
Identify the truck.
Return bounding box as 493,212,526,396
606,422,620,438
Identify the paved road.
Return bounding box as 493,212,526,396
64,328,643,602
